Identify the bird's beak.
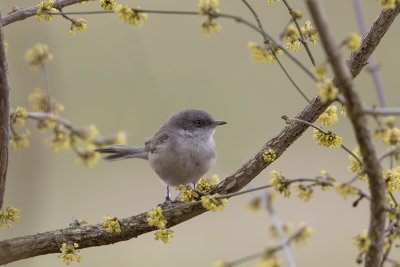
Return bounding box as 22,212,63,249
213,120,227,126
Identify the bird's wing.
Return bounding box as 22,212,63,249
145,124,169,152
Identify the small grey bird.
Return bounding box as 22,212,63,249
96,109,226,203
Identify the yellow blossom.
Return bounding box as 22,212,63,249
318,78,338,104
263,149,276,162
147,207,166,228
12,107,28,127
200,20,221,37
334,183,358,199
267,0,281,4
100,0,116,10
154,228,174,244
313,129,342,148
383,127,400,145
301,20,318,44
28,87,65,114
102,215,121,234
213,261,232,267
76,145,100,168
212,174,220,184
114,131,127,145
257,257,282,267
382,116,396,127
70,18,88,35
295,184,313,201
196,178,212,193
247,197,262,212
4,41,8,52
316,105,338,126
294,223,313,246
176,185,198,203
269,223,293,239
201,194,228,211
116,5,147,26
284,24,300,52
382,168,400,192
37,117,56,131
312,65,326,80
36,0,57,22
81,124,100,142
378,0,396,9
348,147,363,175
248,42,277,64
48,127,71,152
24,43,53,67
316,170,335,191
57,242,82,265
345,33,362,52
198,0,220,15
270,170,290,197
10,132,30,151
352,230,370,251
0,205,20,228
387,202,400,220
340,105,347,116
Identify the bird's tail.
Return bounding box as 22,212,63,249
95,145,148,161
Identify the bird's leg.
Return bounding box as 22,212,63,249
165,185,171,202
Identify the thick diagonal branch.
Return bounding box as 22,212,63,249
0,14,11,209
0,2,399,266
306,2,400,267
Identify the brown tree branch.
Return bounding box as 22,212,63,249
0,14,11,209
0,2,399,266
1,0,86,26
306,1,400,267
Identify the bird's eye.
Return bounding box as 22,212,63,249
194,120,202,126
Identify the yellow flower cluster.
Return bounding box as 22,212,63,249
382,168,400,193
317,78,339,104
116,5,147,26
29,87,64,114
301,20,318,44
316,170,335,191
347,147,367,181
267,0,280,4
294,223,313,246
334,183,358,199
345,33,362,52
48,126,71,152
12,107,28,127
383,127,400,145
316,105,338,126
196,178,212,193
248,42,281,64
36,0,57,22
378,0,398,9
70,18,88,35
100,0,116,10
268,223,293,239
154,229,175,244
312,65,326,80
102,216,121,234
198,0,220,14
295,184,313,201
352,230,370,251
200,21,221,38
147,207,167,228
57,242,82,265
147,207,174,244
176,185,198,203
0,205,20,228
387,202,400,220
284,24,300,52
258,258,282,267
76,145,100,168
10,132,30,151
263,149,276,162
24,43,54,67
201,194,228,211
313,129,342,149
270,170,290,197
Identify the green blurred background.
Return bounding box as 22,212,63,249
1,0,399,266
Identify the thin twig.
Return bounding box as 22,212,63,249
364,107,400,116
39,62,53,113
352,0,387,108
